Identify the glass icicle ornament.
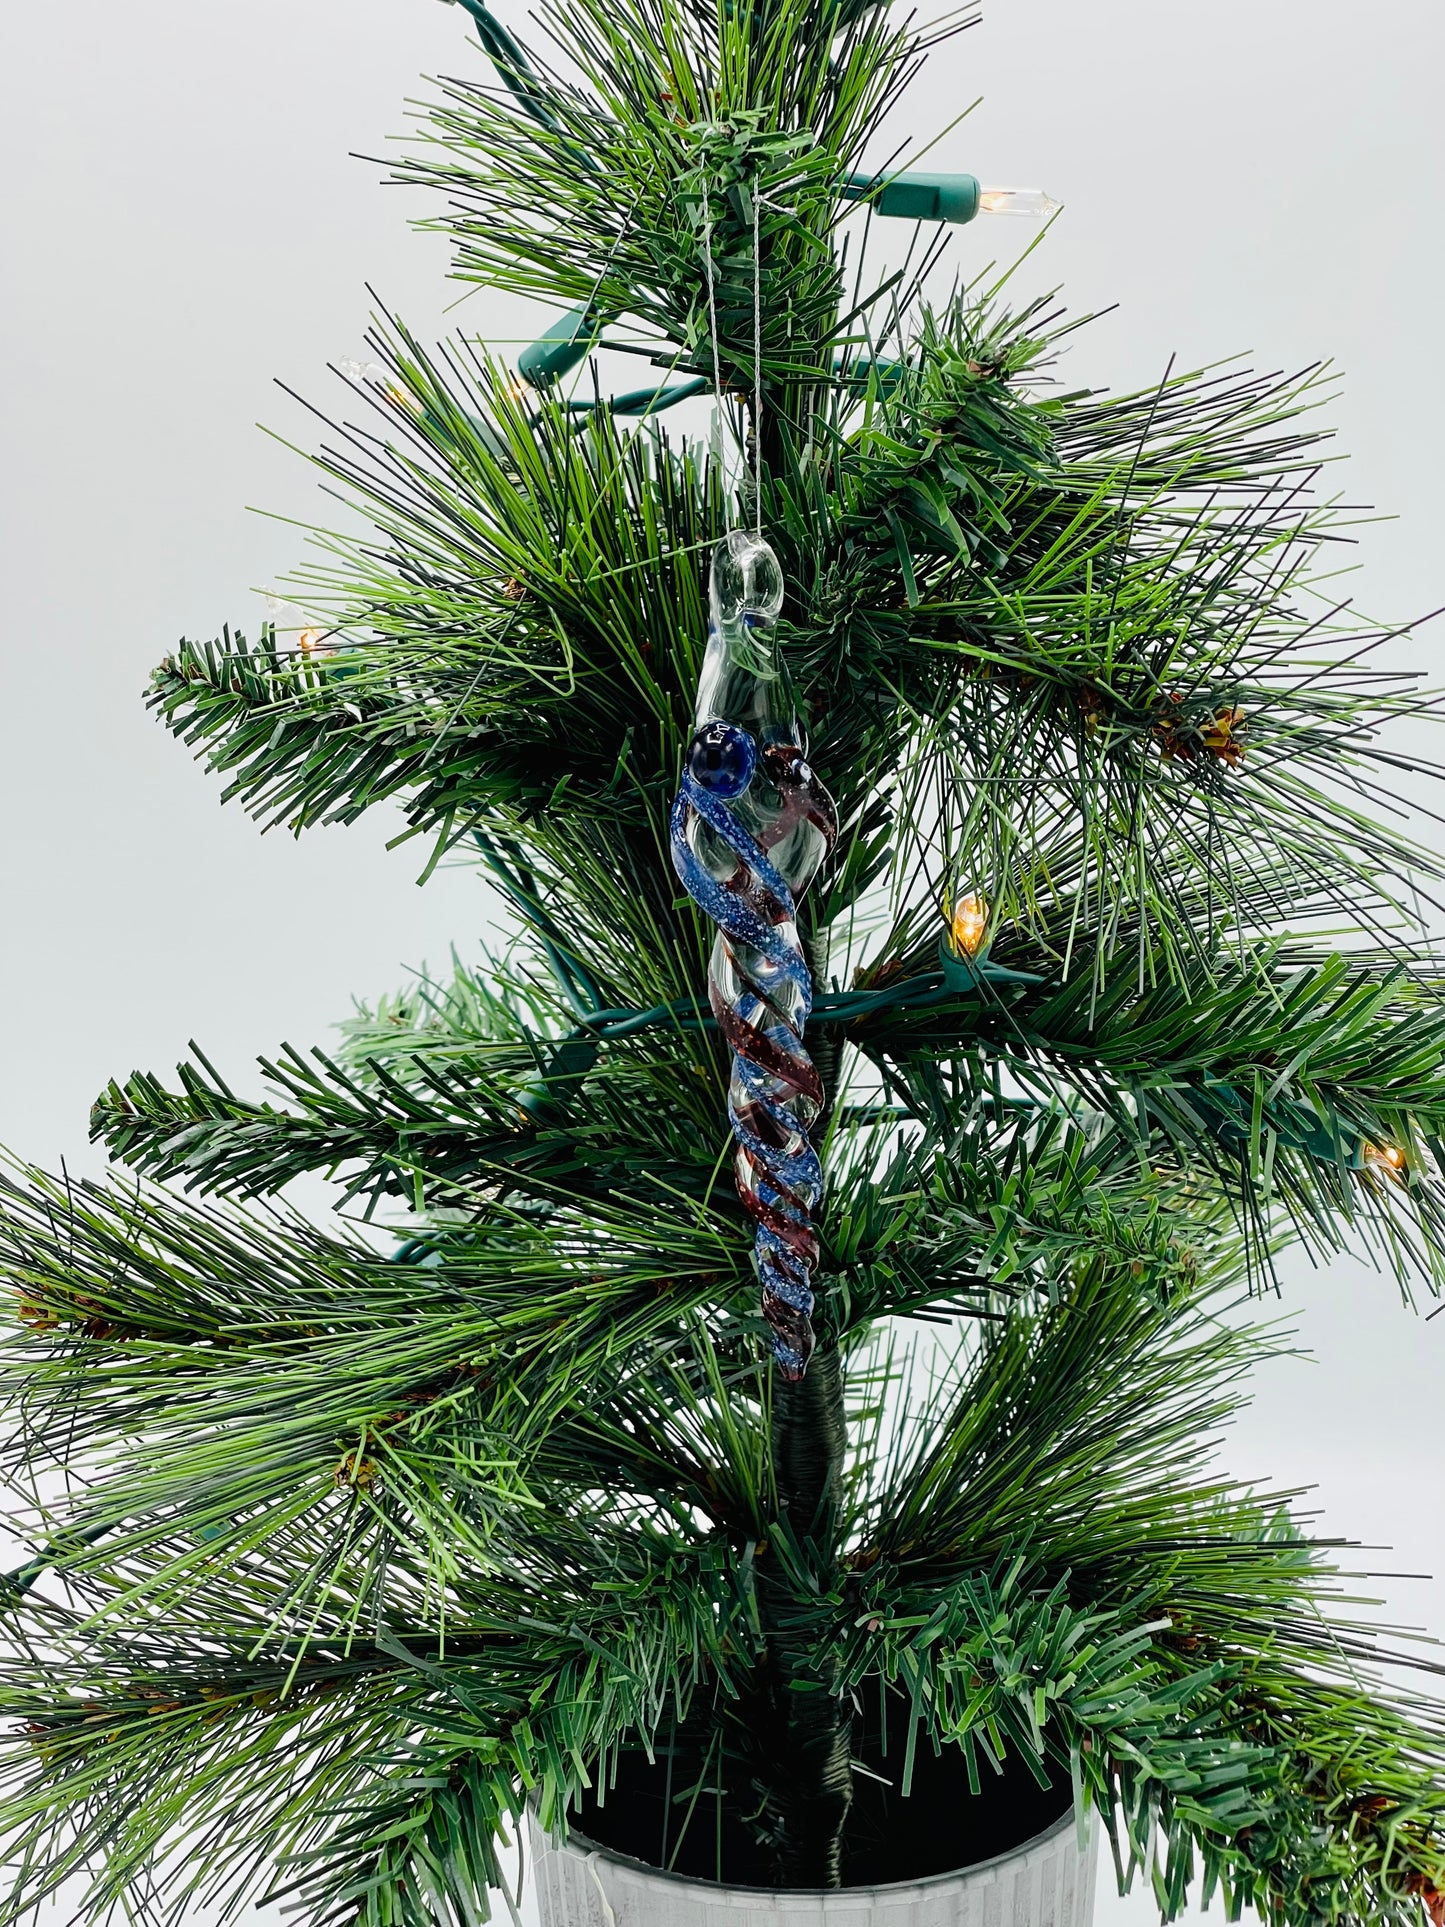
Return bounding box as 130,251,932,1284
670,533,837,1378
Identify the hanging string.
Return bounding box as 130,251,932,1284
696,152,768,537
697,161,733,532
752,187,763,538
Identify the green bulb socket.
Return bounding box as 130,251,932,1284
840,170,980,226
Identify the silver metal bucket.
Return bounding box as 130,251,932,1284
528,1801,1098,1927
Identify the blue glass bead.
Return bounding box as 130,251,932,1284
687,721,757,799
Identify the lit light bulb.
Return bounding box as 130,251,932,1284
1365,1141,1407,1180
336,357,387,387
978,186,1061,219
336,358,421,414
949,894,989,958
297,628,327,656
263,595,314,647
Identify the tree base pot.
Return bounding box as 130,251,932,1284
529,1801,1097,1926
530,1729,1096,1927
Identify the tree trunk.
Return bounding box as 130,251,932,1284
758,1344,852,1886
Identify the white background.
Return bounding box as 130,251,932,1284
2,2,1442,1922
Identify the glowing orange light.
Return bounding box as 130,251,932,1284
949,894,988,958
1365,1141,1407,1179
298,629,321,654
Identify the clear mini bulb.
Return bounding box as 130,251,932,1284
335,357,390,388
336,357,422,414
978,186,1061,218
949,894,989,958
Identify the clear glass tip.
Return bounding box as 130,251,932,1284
978,186,1061,219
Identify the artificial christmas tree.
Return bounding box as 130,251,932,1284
3,0,1445,1920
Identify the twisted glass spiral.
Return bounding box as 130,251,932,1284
670,533,837,1379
